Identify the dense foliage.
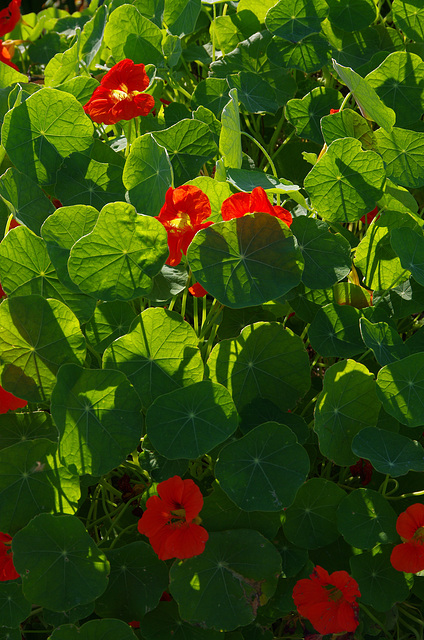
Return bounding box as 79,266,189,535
1,0,424,638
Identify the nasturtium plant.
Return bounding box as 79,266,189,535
1,1,424,638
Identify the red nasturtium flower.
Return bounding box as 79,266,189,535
189,282,208,297
137,475,209,561
83,59,155,125
360,206,379,225
0,384,27,413
221,186,292,227
293,565,361,635
0,40,18,70
156,185,213,267
0,0,21,37
0,533,19,581
390,503,424,573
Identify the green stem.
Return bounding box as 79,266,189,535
202,322,219,360
379,474,391,496
241,131,278,179
125,118,133,157
193,294,199,335
339,91,352,112
198,300,223,341
212,3,216,62
4,212,13,237
268,129,296,167
109,523,138,549
359,603,391,639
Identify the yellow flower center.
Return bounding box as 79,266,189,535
168,211,192,231
413,527,424,543
324,585,343,602
110,85,142,103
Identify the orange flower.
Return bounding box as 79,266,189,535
221,186,292,227
0,384,27,413
137,475,209,561
83,59,155,125
0,533,19,581
155,185,213,267
293,565,361,635
0,0,21,38
0,39,18,71
390,503,424,573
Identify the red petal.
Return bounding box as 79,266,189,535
221,192,252,220
273,206,292,226
189,282,208,297
0,385,27,413
160,522,208,560
396,503,424,540
250,187,275,215
391,541,424,573
101,59,150,93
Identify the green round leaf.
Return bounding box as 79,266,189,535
350,547,410,612
304,137,385,222
392,0,424,41
285,87,344,145
146,381,238,460
228,71,279,114
359,317,409,366
267,33,330,74
95,542,168,621
353,427,424,477
152,120,217,186
187,213,303,309
84,301,137,354
291,216,351,289
337,488,398,550
207,321,311,411
43,603,95,628
104,5,164,66
265,0,328,42
0,225,96,323
0,439,80,535
48,619,137,640
0,583,31,628
140,601,222,640
0,411,58,450
191,78,230,118
391,227,424,287
54,153,126,209
321,108,377,150
376,353,424,427
0,167,55,235
201,482,281,539
283,478,346,549
2,88,93,186
103,307,204,409
215,422,310,511
375,127,424,189
68,202,168,301
140,600,221,640
354,210,416,291
163,0,201,36
41,204,99,293
314,359,382,466
327,0,376,31
123,134,173,217
51,365,142,477
0,295,86,403
12,513,109,611
308,303,365,358
274,530,309,578
169,529,281,631
366,52,424,127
